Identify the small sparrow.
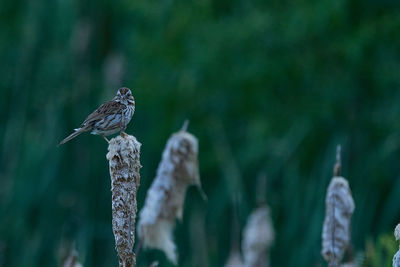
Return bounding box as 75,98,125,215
58,87,135,146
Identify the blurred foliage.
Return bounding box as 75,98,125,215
364,233,398,267
1,0,400,266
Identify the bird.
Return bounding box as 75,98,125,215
58,87,135,146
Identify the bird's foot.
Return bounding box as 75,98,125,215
102,136,110,143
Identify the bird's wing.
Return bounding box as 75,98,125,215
81,100,125,126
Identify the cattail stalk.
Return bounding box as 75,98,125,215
393,224,400,267
137,122,204,265
321,146,355,267
107,135,142,267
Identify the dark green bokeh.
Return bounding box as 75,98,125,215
1,0,400,266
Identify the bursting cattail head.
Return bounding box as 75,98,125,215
242,205,274,267
58,242,83,267
395,224,400,242
322,145,355,267
107,135,142,267
62,249,83,267
321,176,355,266
393,223,400,267
138,122,204,265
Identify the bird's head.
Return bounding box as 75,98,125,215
115,87,135,105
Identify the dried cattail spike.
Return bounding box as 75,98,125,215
60,242,83,267
394,251,400,267
180,120,207,201
180,119,190,132
321,177,355,267
138,124,204,265
242,205,274,267
107,135,142,267
334,145,342,177
395,224,400,241
393,224,400,267
62,248,83,267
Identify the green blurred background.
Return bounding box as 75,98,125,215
1,0,400,266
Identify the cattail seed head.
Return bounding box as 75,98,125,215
395,224,400,241
138,126,203,265
59,242,83,267
393,252,400,267
321,177,355,267
107,135,142,267
242,205,274,267
62,249,83,267
393,223,400,267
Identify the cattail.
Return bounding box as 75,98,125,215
137,121,204,265
107,135,142,267
59,242,83,267
393,223,400,267
62,248,83,267
242,205,274,267
321,146,355,267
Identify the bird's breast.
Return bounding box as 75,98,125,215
124,105,135,124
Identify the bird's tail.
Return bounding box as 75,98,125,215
58,128,88,146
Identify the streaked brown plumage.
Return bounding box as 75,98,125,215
58,87,135,146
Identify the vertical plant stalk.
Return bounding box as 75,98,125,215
321,145,355,267
224,196,243,267
393,224,400,267
138,122,204,265
107,135,142,267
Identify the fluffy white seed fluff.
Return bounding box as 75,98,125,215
393,224,400,267
107,135,142,267
242,205,274,267
394,251,400,267
321,176,355,267
62,247,83,267
395,224,400,241
138,129,203,265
